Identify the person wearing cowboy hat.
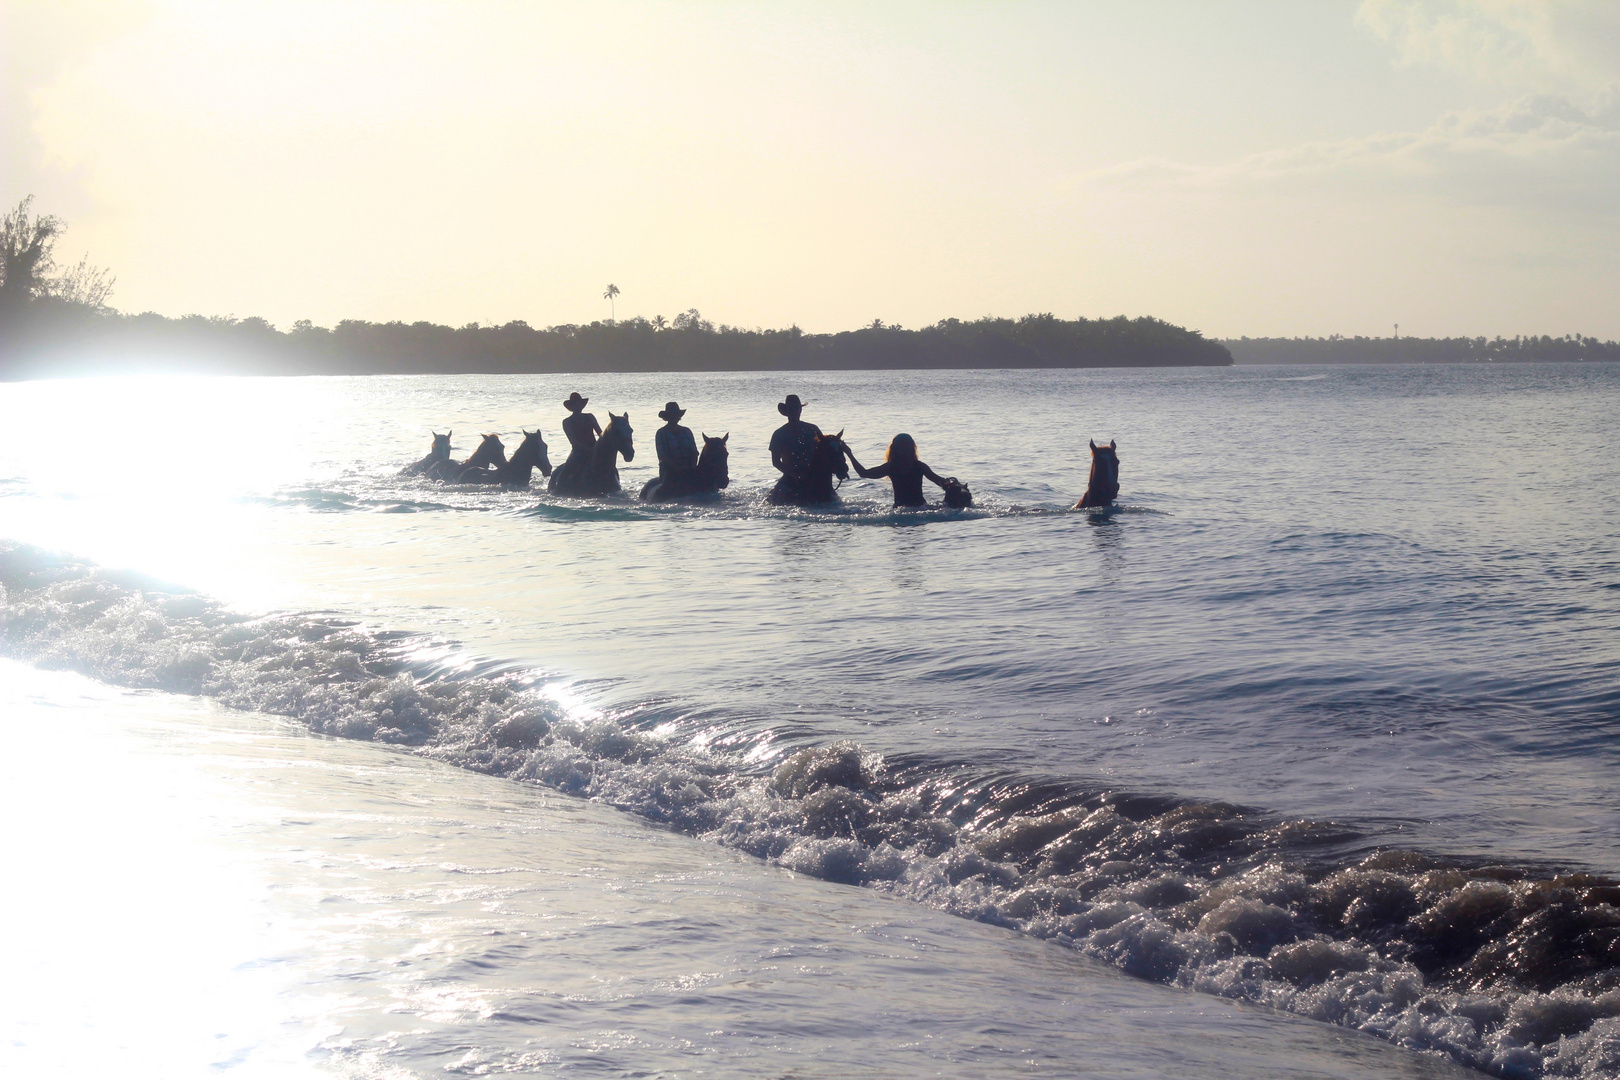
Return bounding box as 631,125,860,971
654,401,698,484
769,393,822,489
552,391,602,490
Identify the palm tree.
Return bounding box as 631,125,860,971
603,283,620,322
650,314,667,331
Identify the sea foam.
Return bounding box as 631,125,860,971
5,539,1620,1080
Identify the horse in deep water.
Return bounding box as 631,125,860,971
640,433,730,502
486,429,551,488
428,433,506,483
459,429,553,488
548,412,634,497
401,431,451,475
1075,439,1120,509
768,429,850,506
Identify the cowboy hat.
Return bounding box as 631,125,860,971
777,394,808,417
658,401,686,422
563,392,588,410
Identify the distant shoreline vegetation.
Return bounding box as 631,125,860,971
0,302,1233,379
1222,335,1620,365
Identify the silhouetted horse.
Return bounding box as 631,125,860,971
488,429,552,488
768,429,849,506
548,412,634,496
640,433,730,502
428,433,505,483
401,431,451,475
1075,439,1120,508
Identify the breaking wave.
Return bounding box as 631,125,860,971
5,539,1619,1080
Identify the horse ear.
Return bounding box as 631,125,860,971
1110,439,1116,450
1090,439,1097,451
836,428,844,439
722,432,729,444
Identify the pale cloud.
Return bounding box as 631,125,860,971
1355,0,1620,95
1084,93,1620,218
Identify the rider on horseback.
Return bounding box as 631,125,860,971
769,394,821,493
551,392,601,491
654,401,698,487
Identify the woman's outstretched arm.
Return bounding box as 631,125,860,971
844,447,885,480
919,461,950,488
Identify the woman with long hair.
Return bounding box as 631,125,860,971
844,433,952,507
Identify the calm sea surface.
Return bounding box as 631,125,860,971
2,363,1617,1078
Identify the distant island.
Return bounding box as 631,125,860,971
0,302,1233,380
1223,335,1620,365
6,197,1614,379
0,192,1225,378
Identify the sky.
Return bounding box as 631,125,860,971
3,0,1617,338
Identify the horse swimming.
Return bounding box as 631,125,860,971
400,431,451,476
1075,439,1120,508
427,433,507,484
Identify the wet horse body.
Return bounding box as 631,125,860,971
549,413,634,497
1075,440,1120,508
428,433,507,483
401,432,451,476
640,433,730,502
466,430,552,488
768,430,849,506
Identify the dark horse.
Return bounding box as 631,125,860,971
428,433,506,483
1075,439,1120,508
768,429,849,506
401,431,451,475
548,412,634,496
447,429,551,488
489,429,552,488
640,433,730,502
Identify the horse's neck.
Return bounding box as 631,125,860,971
593,430,619,467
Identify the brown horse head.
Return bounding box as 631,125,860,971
464,432,507,470
1077,439,1120,509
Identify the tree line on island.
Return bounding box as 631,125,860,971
0,195,1228,376
1222,335,1620,365
5,195,1616,378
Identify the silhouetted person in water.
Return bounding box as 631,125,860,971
654,401,698,485
551,391,601,491
769,394,822,498
845,433,952,507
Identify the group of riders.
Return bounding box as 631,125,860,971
406,390,1120,510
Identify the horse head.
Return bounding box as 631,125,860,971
1089,439,1119,489
467,432,507,469
699,432,730,489
1076,438,1120,508
607,412,634,462
819,428,850,481
513,429,552,476
430,431,451,459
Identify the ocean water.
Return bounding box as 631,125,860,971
2,363,1617,1078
